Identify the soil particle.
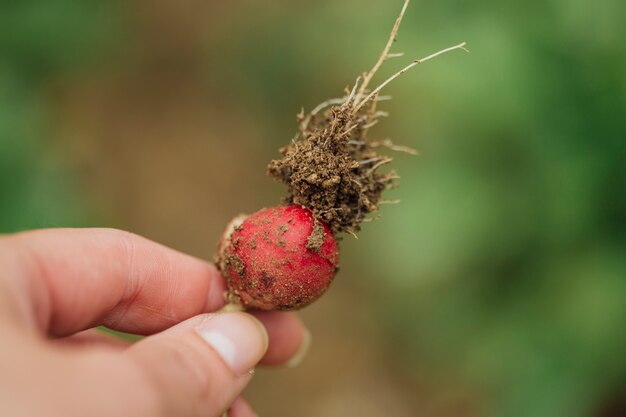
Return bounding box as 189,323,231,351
306,219,326,252
225,253,245,277
259,273,275,289
225,290,242,306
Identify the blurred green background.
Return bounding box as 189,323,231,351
2,0,625,416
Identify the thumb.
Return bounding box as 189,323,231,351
124,312,268,417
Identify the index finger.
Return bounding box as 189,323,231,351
0,228,226,337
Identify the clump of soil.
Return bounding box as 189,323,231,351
268,94,406,235
306,219,327,251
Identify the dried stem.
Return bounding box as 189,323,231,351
346,76,362,105
300,98,346,132
310,98,346,116
366,157,393,175
353,42,469,113
358,0,411,99
371,139,419,155
378,199,402,205
346,229,359,239
300,95,392,134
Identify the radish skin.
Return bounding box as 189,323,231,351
219,206,339,310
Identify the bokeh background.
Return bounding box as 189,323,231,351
2,0,625,416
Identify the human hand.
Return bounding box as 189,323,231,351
0,228,310,417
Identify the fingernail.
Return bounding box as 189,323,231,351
196,312,269,375
286,327,312,368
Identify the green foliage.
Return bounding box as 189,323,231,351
349,1,626,416
0,0,118,231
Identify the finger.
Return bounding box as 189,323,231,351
124,312,268,417
228,397,258,417
251,311,311,367
52,329,132,350
0,322,159,417
0,228,226,337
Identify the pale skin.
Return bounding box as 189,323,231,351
0,228,309,417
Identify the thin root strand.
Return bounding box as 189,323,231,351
354,42,469,113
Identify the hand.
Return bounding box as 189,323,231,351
0,228,310,417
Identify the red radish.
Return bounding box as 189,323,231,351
219,206,339,310
216,0,466,311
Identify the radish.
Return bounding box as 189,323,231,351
216,0,467,311
219,206,338,310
